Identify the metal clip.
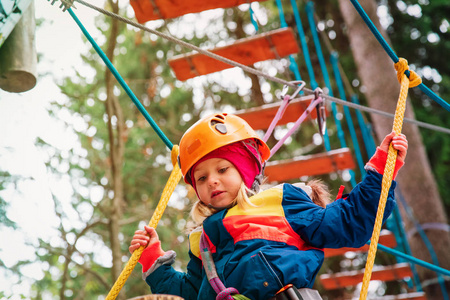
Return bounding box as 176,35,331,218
280,80,306,101
48,0,76,11
314,88,327,136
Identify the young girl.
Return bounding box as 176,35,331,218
130,113,408,300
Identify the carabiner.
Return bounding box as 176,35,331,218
314,88,327,136
280,80,306,101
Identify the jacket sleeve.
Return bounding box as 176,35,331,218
284,171,396,249
145,249,203,300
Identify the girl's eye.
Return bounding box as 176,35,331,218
218,167,228,174
196,176,206,182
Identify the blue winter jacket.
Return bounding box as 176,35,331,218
144,171,396,300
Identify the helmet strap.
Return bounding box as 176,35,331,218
241,140,265,193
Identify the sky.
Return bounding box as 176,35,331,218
0,1,103,298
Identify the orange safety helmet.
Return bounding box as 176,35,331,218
178,113,270,184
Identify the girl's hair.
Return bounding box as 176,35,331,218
190,182,255,225
307,179,332,208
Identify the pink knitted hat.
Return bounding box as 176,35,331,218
189,140,262,194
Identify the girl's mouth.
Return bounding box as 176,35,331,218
211,191,223,198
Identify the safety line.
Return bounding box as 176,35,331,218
348,0,450,112
65,0,450,136
68,8,174,150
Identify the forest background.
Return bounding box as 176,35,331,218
0,0,449,299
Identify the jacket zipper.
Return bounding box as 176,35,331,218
259,251,284,288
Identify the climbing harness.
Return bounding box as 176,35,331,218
199,232,250,300
105,146,183,300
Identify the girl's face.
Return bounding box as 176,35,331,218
193,158,243,208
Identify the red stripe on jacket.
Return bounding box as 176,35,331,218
223,214,319,251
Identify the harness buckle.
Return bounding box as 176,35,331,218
272,285,323,300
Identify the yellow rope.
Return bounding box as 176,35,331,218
359,58,421,300
105,145,183,300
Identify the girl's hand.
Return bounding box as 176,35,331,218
129,226,160,254
366,132,408,179
130,226,167,273
379,132,408,162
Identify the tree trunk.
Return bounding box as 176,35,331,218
337,0,450,298
105,0,126,299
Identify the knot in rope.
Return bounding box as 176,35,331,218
171,144,179,166
216,287,239,300
394,58,422,88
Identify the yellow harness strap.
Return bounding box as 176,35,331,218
359,58,421,300
106,145,183,300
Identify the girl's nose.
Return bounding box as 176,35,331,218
207,176,218,186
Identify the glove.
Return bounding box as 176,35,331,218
130,226,166,272
365,132,408,179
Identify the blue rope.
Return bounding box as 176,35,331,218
348,0,450,112
330,52,365,175
289,0,331,151
305,1,356,187
390,200,423,290
275,0,288,28
289,0,318,90
274,0,302,83
249,6,259,32
372,243,450,277
350,95,377,156
67,8,174,150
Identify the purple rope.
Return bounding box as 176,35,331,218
263,95,291,142
217,287,239,300
209,277,223,294
200,232,239,299
269,97,323,158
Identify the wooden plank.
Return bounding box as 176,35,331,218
168,28,300,81
324,230,397,258
234,95,330,130
130,0,268,23
373,292,427,300
265,148,355,182
319,263,413,290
